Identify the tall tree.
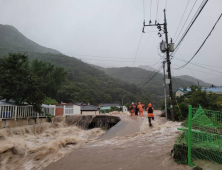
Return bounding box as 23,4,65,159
0,53,45,111
30,59,66,99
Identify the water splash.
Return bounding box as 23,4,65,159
0,122,105,170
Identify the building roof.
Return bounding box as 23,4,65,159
0,99,29,106
177,86,222,94
55,103,77,106
80,105,99,111
75,102,87,106
101,103,120,107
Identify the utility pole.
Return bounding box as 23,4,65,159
142,9,175,121
163,61,167,120
163,9,175,121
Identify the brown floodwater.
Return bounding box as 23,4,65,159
0,122,105,170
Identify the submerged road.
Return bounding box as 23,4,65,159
45,111,190,170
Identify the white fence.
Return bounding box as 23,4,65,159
0,105,55,120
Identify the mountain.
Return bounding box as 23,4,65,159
175,75,211,87
0,24,60,55
101,67,203,95
139,65,157,72
0,25,141,106
0,24,212,108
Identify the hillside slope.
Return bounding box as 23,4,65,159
101,67,201,95
0,25,140,105
0,24,60,55
175,75,211,87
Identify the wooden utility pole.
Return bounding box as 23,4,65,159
142,9,175,121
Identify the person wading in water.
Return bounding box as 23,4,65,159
137,102,144,117
135,103,139,116
129,102,135,117
146,103,154,126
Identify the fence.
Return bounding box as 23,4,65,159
0,105,55,120
174,105,222,166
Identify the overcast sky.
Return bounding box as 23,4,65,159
0,0,222,85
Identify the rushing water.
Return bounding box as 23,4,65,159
0,122,105,170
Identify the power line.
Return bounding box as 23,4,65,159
172,64,221,77
150,0,153,22
178,50,197,81
174,13,222,70
79,58,160,63
132,33,144,66
108,59,162,76
174,0,198,43
141,64,162,89
143,0,146,20
165,0,168,10
174,57,222,69
155,0,159,22
173,0,191,40
172,0,208,57
0,44,160,61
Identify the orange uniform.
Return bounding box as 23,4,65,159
137,102,144,116
146,103,154,126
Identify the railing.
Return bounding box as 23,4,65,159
0,105,55,120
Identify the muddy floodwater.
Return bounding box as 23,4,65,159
1,111,221,170
0,121,105,170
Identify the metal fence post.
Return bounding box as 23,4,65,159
188,105,192,165
15,106,18,120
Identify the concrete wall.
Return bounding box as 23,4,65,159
81,111,100,115
0,118,47,129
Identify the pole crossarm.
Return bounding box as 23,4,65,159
141,9,175,121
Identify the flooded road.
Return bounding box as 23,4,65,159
45,111,190,170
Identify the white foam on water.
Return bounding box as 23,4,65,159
0,122,105,170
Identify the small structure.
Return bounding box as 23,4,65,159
55,103,80,116
176,86,222,97
75,102,100,115
100,103,120,111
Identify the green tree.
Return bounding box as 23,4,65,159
0,53,45,111
30,59,66,99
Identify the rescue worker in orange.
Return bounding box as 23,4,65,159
137,102,145,116
129,102,135,117
146,103,154,126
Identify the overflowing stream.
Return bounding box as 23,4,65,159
0,122,105,170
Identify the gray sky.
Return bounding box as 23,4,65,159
0,0,222,85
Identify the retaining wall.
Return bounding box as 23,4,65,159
0,118,47,129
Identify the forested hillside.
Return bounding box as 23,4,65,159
0,24,211,108
96,67,201,95
0,25,142,106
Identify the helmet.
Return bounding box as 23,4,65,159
148,103,152,107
